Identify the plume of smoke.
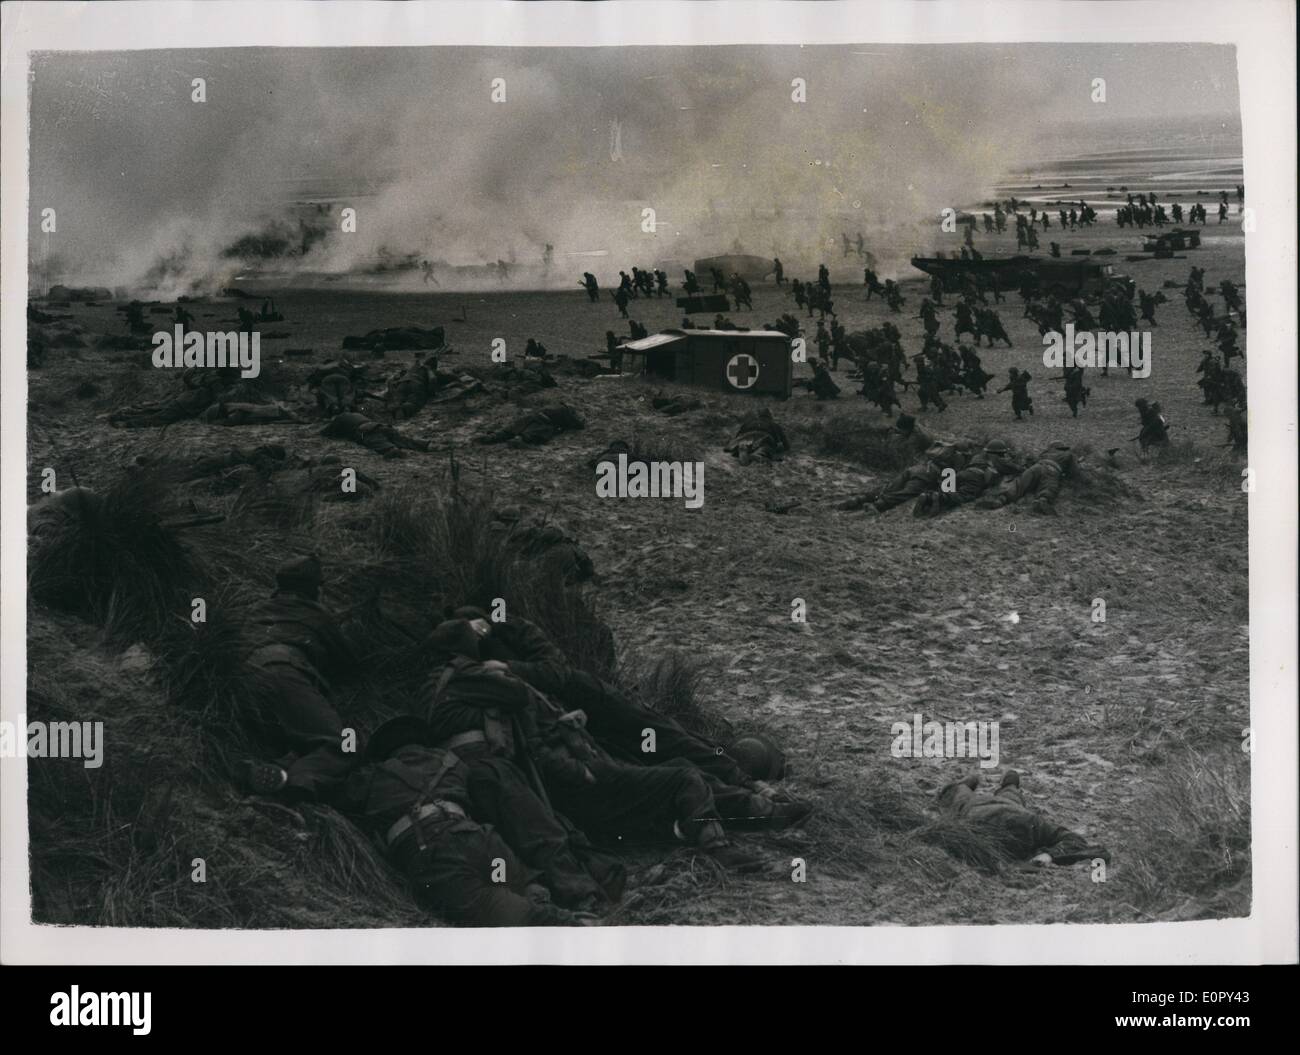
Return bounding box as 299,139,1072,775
30,46,1055,296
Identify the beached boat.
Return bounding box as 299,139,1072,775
911,254,1134,298
1142,228,1202,254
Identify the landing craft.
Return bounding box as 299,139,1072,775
1141,228,1202,255
911,254,1135,299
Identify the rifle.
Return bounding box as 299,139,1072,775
512,716,553,810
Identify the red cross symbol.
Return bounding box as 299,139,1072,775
726,353,759,389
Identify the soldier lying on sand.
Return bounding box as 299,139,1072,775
199,400,305,426
474,404,585,447
235,556,359,803
108,370,234,428
937,770,1110,867
447,608,813,832
339,717,596,926
724,408,789,465
320,411,431,459
419,618,772,873
977,442,1077,515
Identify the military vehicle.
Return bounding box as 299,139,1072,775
1142,228,1202,255
911,254,1135,298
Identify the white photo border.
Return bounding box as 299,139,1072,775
2,0,1295,965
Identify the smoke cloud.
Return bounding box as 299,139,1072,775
27,44,1239,296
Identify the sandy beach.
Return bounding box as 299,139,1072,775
26,154,1249,925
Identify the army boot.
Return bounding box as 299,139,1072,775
691,820,766,873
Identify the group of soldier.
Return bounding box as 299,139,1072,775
308,355,447,457
1115,189,1237,228
108,343,450,460
234,555,813,926
226,549,1110,925
832,424,1082,518
41,246,1177,927
790,275,838,318
584,223,1246,459
969,199,1100,239
594,265,766,319
834,324,997,416
608,268,672,316
1181,268,1248,451
794,248,1245,459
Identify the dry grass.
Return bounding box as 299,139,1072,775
29,469,205,644
26,462,625,927
24,263,1252,930
618,650,718,735
1118,746,1251,918
794,412,911,471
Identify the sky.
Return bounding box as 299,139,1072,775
27,43,1241,292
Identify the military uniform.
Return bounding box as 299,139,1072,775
341,732,581,926
1225,405,1247,453
200,401,302,426
871,458,942,513
315,372,356,416
976,309,1012,348
959,345,992,396
468,615,797,830
412,624,624,904
938,772,1108,866
811,362,841,400
475,405,585,447
241,557,357,801
815,323,830,361
1135,399,1170,454
954,302,977,341
420,623,755,863
183,445,287,481
1196,352,1222,407
1062,366,1088,417
389,359,437,419
110,375,224,428
491,513,595,583
979,444,1075,514
913,440,1021,518
998,370,1033,420
724,411,789,465
320,412,431,458
915,361,947,412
